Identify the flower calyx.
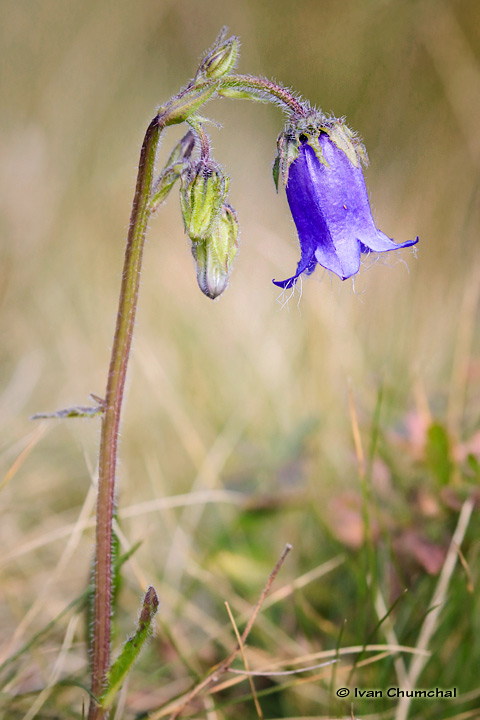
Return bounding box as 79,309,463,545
273,114,368,191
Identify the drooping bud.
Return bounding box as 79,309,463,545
180,161,228,241
192,204,239,299
197,27,239,80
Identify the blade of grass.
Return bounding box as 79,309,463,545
165,543,292,720
374,587,409,687
225,601,263,718
395,496,475,720
21,614,80,720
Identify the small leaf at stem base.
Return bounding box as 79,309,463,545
99,586,159,710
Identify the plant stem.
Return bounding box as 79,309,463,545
88,114,163,720
221,74,308,117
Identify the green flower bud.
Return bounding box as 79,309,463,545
201,37,239,79
180,161,228,241
192,204,239,299
197,27,239,80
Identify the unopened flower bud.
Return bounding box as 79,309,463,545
197,27,239,80
192,204,239,299
180,162,228,241
200,36,239,79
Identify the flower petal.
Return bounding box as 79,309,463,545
273,252,316,289
359,230,419,254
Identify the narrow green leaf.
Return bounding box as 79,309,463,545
466,452,480,478
150,131,195,212
150,164,183,211
218,86,268,103
100,586,159,710
426,421,452,486
112,538,143,616
165,130,195,167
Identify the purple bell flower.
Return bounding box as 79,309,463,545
273,131,418,288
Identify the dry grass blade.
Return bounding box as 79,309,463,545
228,660,336,677
262,555,345,610
21,614,80,720
1,484,96,663
212,643,427,695
225,601,263,718
374,588,409,689
395,497,475,720
163,543,292,720
0,423,48,494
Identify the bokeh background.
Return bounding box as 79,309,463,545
1,1,480,718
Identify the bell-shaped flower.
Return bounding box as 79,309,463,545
273,128,418,288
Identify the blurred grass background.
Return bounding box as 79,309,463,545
1,0,480,717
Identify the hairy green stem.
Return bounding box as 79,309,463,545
88,115,163,720
221,74,308,117
170,74,308,119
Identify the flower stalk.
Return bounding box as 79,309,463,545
219,74,308,117
88,115,163,719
